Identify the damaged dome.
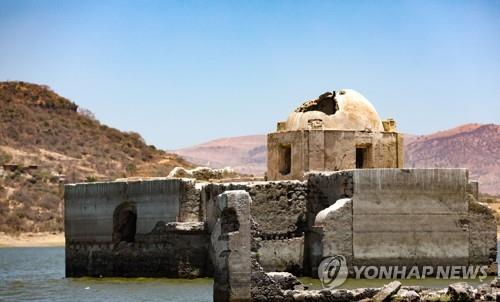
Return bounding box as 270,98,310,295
284,89,384,132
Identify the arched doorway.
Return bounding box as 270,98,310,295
113,202,137,243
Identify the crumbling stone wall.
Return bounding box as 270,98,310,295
304,171,353,275
306,171,353,228
168,166,237,181
202,181,308,274
203,181,307,236
468,195,497,268
247,181,307,236
178,179,202,222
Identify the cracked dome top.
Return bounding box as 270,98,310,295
284,89,384,132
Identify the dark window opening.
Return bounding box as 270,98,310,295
279,144,292,175
221,208,240,233
356,148,366,169
113,202,137,243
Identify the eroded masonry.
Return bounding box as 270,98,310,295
65,89,496,301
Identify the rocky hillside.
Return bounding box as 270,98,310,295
173,124,500,195
0,81,193,234
405,123,500,195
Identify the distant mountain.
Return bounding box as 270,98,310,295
0,81,193,233
405,123,500,195
173,135,267,175
173,123,500,194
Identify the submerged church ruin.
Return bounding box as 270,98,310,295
64,89,496,300
267,89,403,180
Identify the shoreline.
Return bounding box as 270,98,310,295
0,232,65,248
0,229,498,248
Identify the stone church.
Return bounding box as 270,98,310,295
64,89,496,286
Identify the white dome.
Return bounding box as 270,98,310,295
284,89,384,132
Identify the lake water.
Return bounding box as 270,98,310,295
0,247,212,302
0,247,497,301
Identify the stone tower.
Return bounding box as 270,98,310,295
267,89,404,180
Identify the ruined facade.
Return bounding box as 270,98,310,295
64,89,496,301
65,169,496,280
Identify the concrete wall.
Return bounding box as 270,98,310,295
64,178,210,278
65,179,185,242
267,130,403,181
308,168,496,275
352,169,469,267
257,237,304,274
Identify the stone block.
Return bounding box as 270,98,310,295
211,190,252,302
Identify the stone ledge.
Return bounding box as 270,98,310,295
165,222,206,233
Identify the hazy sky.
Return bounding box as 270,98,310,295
1,1,499,149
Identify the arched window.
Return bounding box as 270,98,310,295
112,202,137,243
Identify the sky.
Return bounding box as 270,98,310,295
0,1,499,149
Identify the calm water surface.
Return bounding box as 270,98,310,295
0,247,498,301
0,247,212,302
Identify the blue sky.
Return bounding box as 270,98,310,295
1,1,499,149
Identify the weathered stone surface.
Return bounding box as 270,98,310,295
64,178,210,278
267,272,303,290
314,198,353,267
247,181,307,236
352,169,471,268
168,166,237,181
268,129,403,181
165,221,205,232
468,195,497,267
372,281,401,302
178,179,201,222
211,191,251,302
330,289,355,301
258,237,304,274
267,90,404,181
393,289,420,302
202,180,308,273
203,180,307,236
65,231,209,278
447,282,476,302
490,277,500,288
251,258,283,300
351,288,380,300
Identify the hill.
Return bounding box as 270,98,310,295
173,135,266,175
0,81,193,234
173,124,500,195
405,123,500,195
